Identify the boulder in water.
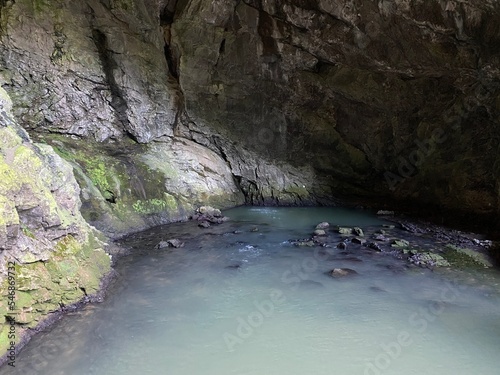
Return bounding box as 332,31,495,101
198,221,211,228
353,227,364,236
328,268,358,278
351,237,366,245
315,222,330,230
156,239,184,249
338,227,353,235
313,229,327,236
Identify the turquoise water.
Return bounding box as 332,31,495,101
2,207,500,375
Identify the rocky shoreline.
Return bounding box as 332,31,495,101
1,204,497,368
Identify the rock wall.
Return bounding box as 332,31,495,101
0,88,111,357
0,0,319,238
171,0,500,219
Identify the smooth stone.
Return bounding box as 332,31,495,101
338,227,353,235
315,222,330,229
313,229,327,236
197,206,222,217
328,268,358,277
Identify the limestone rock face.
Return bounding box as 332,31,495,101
0,1,499,241
0,88,111,355
171,0,500,218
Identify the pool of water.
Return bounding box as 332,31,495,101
3,207,500,375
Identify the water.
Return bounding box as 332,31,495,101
3,207,500,375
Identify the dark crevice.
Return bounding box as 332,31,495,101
164,44,179,79
219,38,226,54
313,60,335,74
160,1,181,82
91,29,132,138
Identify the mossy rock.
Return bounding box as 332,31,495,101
442,244,493,269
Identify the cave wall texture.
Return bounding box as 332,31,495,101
0,0,500,358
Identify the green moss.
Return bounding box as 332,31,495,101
132,194,178,215
85,159,111,193
54,235,80,257
21,226,35,239
442,244,492,269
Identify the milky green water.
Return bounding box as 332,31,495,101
3,207,500,375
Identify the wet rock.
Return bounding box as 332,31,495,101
377,210,394,216
315,222,330,230
313,229,327,236
337,242,348,249
351,237,367,245
368,242,383,252
444,244,493,268
156,239,184,249
407,252,450,268
391,239,410,248
353,227,364,237
328,268,358,278
250,227,259,232
338,227,353,235
197,206,223,217
385,264,409,273
373,234,388,241
312,236,328,245
198,221,211,228
293,240,315,247
383,225,396,230
225,263,241,270
167,239,184,248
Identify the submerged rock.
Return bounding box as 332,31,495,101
368,242,383,252
351,237,366,245
198,221,211,228
293,239,315,247
156,239,184,249
328,268,358,278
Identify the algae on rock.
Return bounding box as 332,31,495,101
0,88,111,357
